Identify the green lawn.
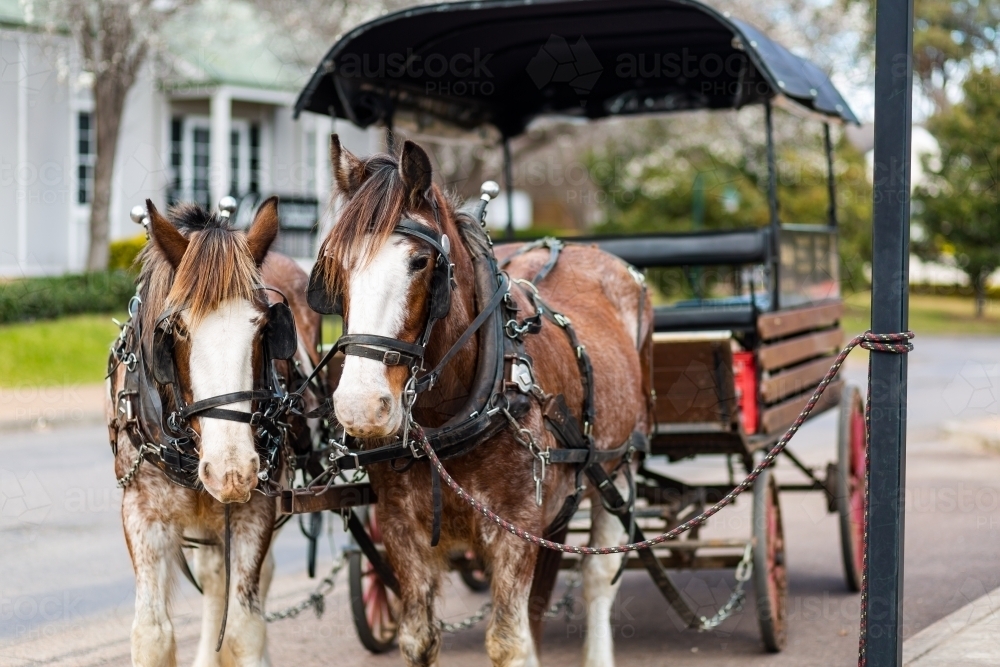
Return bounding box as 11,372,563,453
1,295,995,388
842,292,1000,337
0,313,123,387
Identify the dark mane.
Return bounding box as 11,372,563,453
136,203,262,338
319,153,409,298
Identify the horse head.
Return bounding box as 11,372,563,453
310,135,455,439
146,198,282,502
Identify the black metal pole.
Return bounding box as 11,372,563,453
503,138,515,240
764,99,780,310
866,0,913,661
824,123,838,228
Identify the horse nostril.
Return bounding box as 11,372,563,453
379,395,392,418
200,461,212,480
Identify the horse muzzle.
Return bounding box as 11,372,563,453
199,456,259,503
333,387,402,438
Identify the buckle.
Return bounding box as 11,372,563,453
383,350,401,365
249,412,262,426
161,445,181,469
554,313,571,327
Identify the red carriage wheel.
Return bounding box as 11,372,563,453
836,384,866,592
753,467,788,652
349,508,399,653
459,551,491,592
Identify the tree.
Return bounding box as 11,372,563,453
855,0,1000,113
59,0,183,271
587,112,873,293
913,68,1000,317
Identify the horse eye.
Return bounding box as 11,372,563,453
409,256,430,272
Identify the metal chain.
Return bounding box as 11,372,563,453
116,443,147,488
439,600,493,633
697,543,753,631
544,565,581,620
438,566,582,633
265,554,346,622
414,331,915,557
499,406,548,506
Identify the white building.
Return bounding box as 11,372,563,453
0,0,371,277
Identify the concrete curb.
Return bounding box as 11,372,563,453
0,411,106,433
903,586,1000,665
0,384,106,434
945,417,1000,453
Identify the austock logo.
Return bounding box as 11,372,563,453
0,469,51,526
526,35,603,96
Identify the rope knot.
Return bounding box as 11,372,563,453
859,330,914,354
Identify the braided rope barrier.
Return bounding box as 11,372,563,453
416,330,913,660
417,330,913,557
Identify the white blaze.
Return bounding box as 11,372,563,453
184,299,260,495
334,236,416,436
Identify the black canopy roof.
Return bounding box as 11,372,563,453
294,0,859,137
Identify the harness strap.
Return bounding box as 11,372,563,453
216,504,231,652
337,334,426,367
498,237,564,284
178,390,274,420
547,431,648,464
415,274,510,393
395,218,451,259
430,465,442,547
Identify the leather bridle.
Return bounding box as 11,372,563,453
152,294,294,434
333,217,455,373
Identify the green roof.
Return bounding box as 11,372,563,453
0,0,28,27
162,0,309,92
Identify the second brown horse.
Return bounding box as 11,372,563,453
312,136,653,667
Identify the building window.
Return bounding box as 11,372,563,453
77,112,95,204
305,130,316,195
192,127,211,209
169,118,182,204
249,123,260,193
230,129,241,196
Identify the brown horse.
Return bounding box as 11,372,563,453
106,200,321,666
312,136,652,667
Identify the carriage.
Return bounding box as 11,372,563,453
281,0,866,654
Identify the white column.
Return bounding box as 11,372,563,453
209,87,231,209
313,116,330,203
17,34,28,266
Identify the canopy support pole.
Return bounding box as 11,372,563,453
764,99,780,310
503,138,515,240
865,0,913,662
824,123,838,227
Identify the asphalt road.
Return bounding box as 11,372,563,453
2,336,1000,666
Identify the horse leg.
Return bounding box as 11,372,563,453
190,534,224,667
582,477,629,667
193,504,273,667
394,553,442,667
485,534,538,667
123,496,179,667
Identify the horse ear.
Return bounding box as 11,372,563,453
330,134,366,198
247,196,280,265
147,199,188,269
399,140,432,209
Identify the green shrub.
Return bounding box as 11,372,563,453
109,234,147,272
0,271,136,324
